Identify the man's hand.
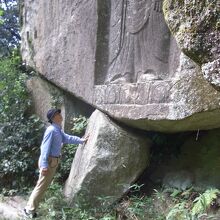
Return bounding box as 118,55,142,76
41,167,49,176
81,134,90,143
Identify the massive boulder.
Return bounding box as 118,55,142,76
64,110,151,207
163,0,219,87
27,76,93,131
21,0,220,132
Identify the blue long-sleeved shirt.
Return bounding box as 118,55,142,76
39,123,84,168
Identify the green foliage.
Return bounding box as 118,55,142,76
126,196,158,219
38,183,116,220
0,54,28,120
165,187,220,219
33,179,220,220
0,0,20,56
0,7,3,16
50,89,63,109
71,115,88,136
192,189,220,216
0,54,44,193
54,143,78,183
38,183,164,220
153,189,166,202
129,183,145,193
166,202,191,220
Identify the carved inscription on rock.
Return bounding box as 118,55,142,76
93,81,173,105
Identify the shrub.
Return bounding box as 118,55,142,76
39,183,116,220
192,188,220,216
0,54,44,193
38,183,165,220
71,115,88,136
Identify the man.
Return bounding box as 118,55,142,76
24,108,88,218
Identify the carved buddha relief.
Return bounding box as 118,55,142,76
102,0,178,84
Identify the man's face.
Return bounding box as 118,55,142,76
52,112,63,124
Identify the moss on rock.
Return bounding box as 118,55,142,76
163,0,219,87
163,0,218,64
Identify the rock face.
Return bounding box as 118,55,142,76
0,196,26,220
152,128,220,189
21,0,220,132
27,76,94,131
64,110,151,207
163,171,193,190
163,0,220,87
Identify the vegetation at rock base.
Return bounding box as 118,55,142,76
0,53,44,194
21,182,220,220
0,0,46,195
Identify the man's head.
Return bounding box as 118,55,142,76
47,108,63,124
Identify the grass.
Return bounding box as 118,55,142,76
33,182,165,220
1,182,220,219
31,183,220,220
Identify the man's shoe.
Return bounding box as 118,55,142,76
23,208,37,218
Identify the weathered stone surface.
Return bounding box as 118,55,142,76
64,110,151,207
0,196,26,220
163,171,193,190
21,0,97,102
202,59,220,87
21,0,220,132
163,0,220,87
27,76,93,131
104,0,179,84
94,56,220,132
151,128,220,189
27,76,62,122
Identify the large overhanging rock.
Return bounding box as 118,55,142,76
64,109,151,207
26,76,93,131
21,0,220,132
163,0,220,87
